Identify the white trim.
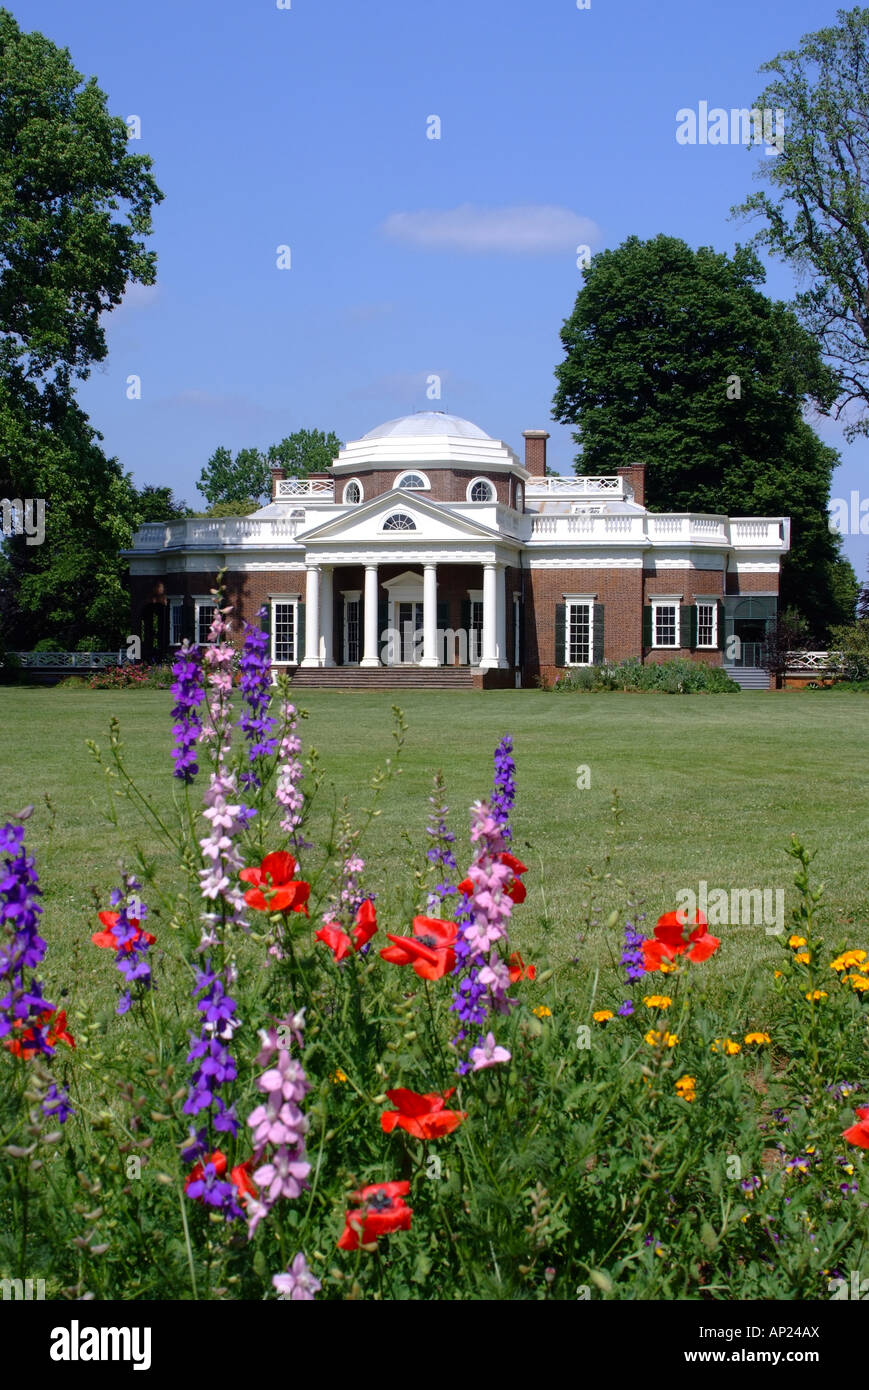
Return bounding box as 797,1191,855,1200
562,591,598,600
695,599,718,649
380,511,418,533
466,476,496,503
167,596,184,646
651,597,681,649
271,596,300,665
193,596,218,645
342,478,364,504
395,470,431,492
467,588,483,601
565,598,594,666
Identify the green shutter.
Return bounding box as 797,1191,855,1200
687,605,697,651
378,595,388,645
716,600,726,651
181,599,195,644
593,603,605,664
680,605,692,650
642,605,652,650
514,599,522,667
554,603,566,665
296,601,305,663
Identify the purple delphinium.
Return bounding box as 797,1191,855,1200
617,918,647,1016
425,770,458,913
237,612,278,789
170,642,204,782
273,1252,321,1301
490,735,515,841
106,878,153,1016
183,960,241,1219
245,1015,312,1237
42,1082,74,1125
275,700,311,853
0,817,55,1056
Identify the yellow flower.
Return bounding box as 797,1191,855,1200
830,949,867,972
654,1244,665,1257
645,1029,678,1047
794,952,810,965
593,1009,614,1023
658,961,678,975
712,1038,742,1055
789,935,807,949
675,1074,697,1102
805,990,828,1002
643,995,673,1010
330,1068,348,1084
532,1005,552,1018
774,969,783,979
744,1032,771,1046
849,975,869,992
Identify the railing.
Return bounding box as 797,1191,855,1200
784,650,843,671
524,475,622,495
275,479,334,498
11,651,133,669
132,517,300,549
528,513,780,546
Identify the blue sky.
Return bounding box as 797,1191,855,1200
14,0,869,579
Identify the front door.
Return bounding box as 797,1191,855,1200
344,598,360,664
397,601,423,663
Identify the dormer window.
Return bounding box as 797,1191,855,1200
468,478,495,502
395,471,430,491
383,512,416,531
343,479,363,504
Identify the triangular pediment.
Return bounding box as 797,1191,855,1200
299,488,505,544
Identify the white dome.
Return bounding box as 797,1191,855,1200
362,412,491,441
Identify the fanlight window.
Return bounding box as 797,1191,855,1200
470,479,494,502
397,472,427,490
383,512,416,531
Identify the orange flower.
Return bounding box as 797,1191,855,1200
4,1008,76,1056
380,916,458,981
380,1088,466,1139
337,1181,412,1251
642,911,720,973
458,852,528,904
240,851,310,915
508,951,536,983
843,1106,869,1150
91,911,156,952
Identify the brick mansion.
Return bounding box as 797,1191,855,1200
127,411,789,690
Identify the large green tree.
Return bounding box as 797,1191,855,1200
0,9,163,647
732,6,869,438
552,234,855,636
197,430,344,507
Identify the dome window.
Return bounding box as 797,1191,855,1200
343,479,363,504
383,512,417,531
467,477,495,502
395,471,430,491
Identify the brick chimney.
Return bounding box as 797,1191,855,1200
270,463,284,500
616,462,646,506
522,429,549,478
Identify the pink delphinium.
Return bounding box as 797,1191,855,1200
245,1013,312,1237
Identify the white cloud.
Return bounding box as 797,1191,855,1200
381,203,600,255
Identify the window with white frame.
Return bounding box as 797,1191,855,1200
343,479,363,504
566,599,593,665
652,599,680,648
383,512,416,531
696,601,717,649
168,598,184,646
271,599,298,664
467,477,494,502
195,599,216,645
395,471,429,491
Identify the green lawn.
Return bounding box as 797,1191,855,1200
4,686,869,1003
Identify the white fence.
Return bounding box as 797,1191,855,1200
11,651,134,669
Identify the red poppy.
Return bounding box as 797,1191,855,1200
508,951,536,983
240,851,311,915
642,910,720,973
184,1151,258,1201
843,1106,869,1150
4,1008,76,1056
380,1088,466,1139
315,899,377,962
91,911,156,952
337,1180,413,1251
458,851,529,905
380,916,458,981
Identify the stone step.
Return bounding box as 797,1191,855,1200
725,667,771,690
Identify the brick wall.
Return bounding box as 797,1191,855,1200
337,468,513,506
524,566,644,685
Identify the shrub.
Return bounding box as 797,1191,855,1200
552,659,740,694
84,663,174,690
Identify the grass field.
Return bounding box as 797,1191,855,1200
4,685,868,1009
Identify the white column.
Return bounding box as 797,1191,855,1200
420,563,439,667
319,566,334,666
480,562,498,669
495,565,507,668
361,564,380,666
301,564,320,666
